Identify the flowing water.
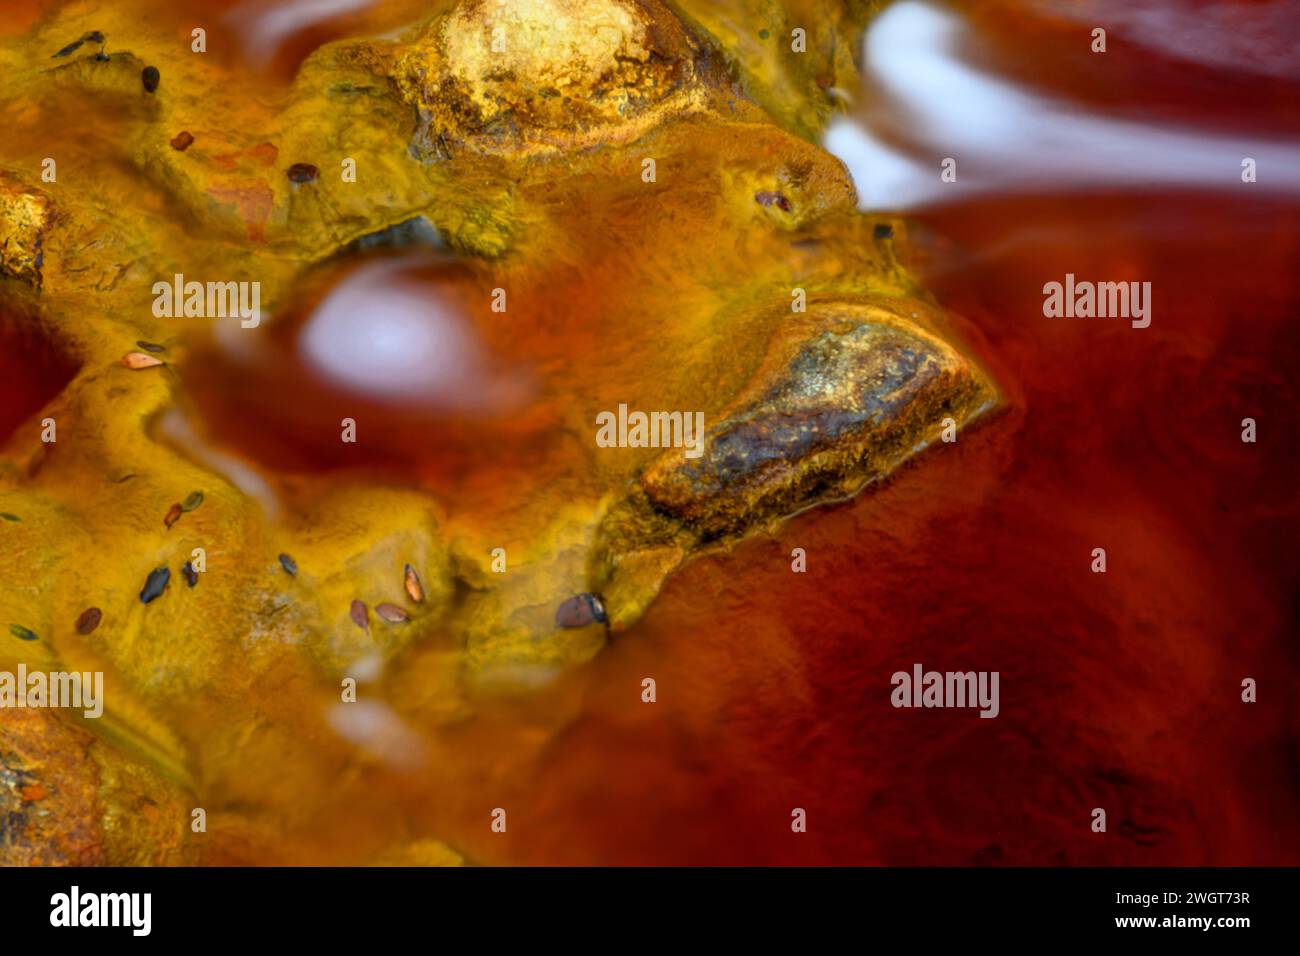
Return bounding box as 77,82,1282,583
442,0,1300,865
3,0,1298,865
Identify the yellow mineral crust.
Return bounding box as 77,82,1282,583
394,0,721,155
0,175,54,287
0,0,996,865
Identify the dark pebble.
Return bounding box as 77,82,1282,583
76,607,102,635
287,163,318,183
93,52,109,62
278,553,297,576
142,66,160,94
171,131,194,152
555,593,608,628
140,566,170,603
874,222,894,239
182,562,198,588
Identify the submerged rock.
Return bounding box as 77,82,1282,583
590,304,997,628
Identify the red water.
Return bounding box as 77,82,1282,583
0,307,79,447
7,0,1297,866
384,3,1300,866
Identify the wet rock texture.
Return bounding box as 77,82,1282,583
0,0,997,864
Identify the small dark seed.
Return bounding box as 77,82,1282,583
86,31,105,44
278,553,298,576
755,190,792,212
0,513,19,522
182,562,198,588
164,502,183,528
9,624,38,642
874,222,894,239
136,340,165,353
375,602,408,623
403,563,425,604
181,490,204,512
350,599,369,631
52,38,85,58
555,593,608,628
140,566,170,603
141,65,160,94
76,607,102,635
287,163,318,184
93,52,109,62
171,131,194,151
114,474,137,484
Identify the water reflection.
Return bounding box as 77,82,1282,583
825,0,1300,209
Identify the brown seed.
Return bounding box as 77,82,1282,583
170,131,194,151
403,564,424,604
755,190,792,212
164,502,183,528
122,351,163,369
141,65,160,93
375,603,408,623
287,162,318,183
350,599,369,631
75,607,102,635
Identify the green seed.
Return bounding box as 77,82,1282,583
9,624,38,641
0,513,19,522
181,490,204,512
